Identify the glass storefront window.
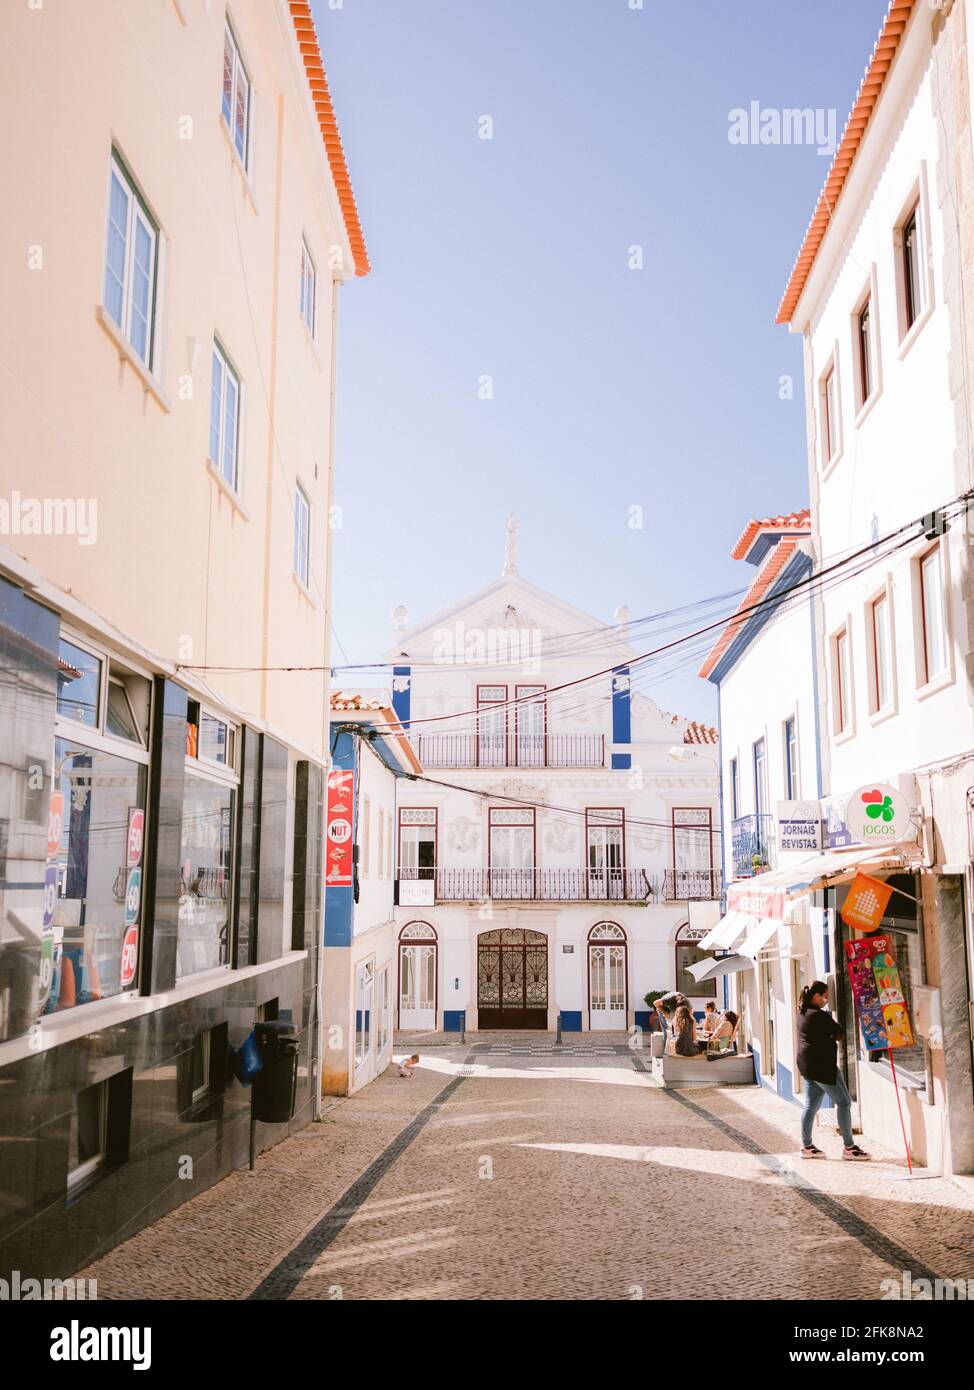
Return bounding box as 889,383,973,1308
47,738,147,1014
177,772,234,980
355,959,373,1068
837,873,926,1090
57,639,101,728
198,712,232,765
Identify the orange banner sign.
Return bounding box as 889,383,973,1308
839,873,893,932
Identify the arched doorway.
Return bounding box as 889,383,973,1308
588,922,627,1029
477,928,548,1029
398,922,437,1029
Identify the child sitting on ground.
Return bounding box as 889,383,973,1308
398,1054,420,1078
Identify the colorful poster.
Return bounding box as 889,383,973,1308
47,791,64,859
120,924,139,988
840,873,894,932
124,867,142,927
844,934,915,1050
127,808,145,868
326,768,355,886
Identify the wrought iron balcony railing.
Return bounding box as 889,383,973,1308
730,813,776,879
399,866,659,903
661,869,722,901
414,733,605,769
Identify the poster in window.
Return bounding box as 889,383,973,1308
127,807,145,867
844,934,915,1050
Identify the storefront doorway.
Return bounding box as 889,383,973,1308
398,922,437,1029
477,927,548,1028
588,922,627,1028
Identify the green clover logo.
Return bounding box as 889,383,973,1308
865,795,894,823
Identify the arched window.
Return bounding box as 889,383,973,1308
399,921,436,941
588,922,626,942
674,921,716,999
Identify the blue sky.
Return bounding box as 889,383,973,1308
316,0,887,721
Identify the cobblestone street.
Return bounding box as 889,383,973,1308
79,1045,974,1301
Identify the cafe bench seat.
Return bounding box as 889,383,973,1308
650,1050,756,1088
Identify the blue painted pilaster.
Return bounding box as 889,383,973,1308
392,665,411,727
611,665,631,770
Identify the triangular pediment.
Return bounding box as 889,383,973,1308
382,574,637,665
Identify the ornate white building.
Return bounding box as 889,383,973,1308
387,526,721,1033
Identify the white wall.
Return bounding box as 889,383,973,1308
796,19,971,798
717,581,819,883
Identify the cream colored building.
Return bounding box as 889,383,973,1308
0,0,367,1281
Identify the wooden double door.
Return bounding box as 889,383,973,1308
477,928,548,1029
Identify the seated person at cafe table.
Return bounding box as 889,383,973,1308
699,1009,739,1054
666,1005,699,1057
701,1001,721,1037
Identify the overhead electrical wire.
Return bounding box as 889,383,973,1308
341,727,721,840
179,497,971,738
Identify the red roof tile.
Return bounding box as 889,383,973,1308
731,509,811,561
683,721,718,745
289,1,370,277
698,540,801,679
776,1,915,324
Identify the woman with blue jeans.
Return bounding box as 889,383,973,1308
796,981,871,1161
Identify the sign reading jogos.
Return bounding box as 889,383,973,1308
843,783,912,845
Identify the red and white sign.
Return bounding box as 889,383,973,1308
47,791,64,859
120,924,139,988
727,884,786,921
326,769,355,886
127,808,145,868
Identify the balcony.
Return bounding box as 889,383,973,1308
414,733,605,770
730,813,775,878
662,869,722,901
398,866,720,904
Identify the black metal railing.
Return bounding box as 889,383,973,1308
399,866,659,902
414,733,605,769
662,869,722,901
731,813,775,878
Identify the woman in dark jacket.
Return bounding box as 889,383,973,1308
796,981,870,1161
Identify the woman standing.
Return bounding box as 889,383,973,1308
796,981,870,1161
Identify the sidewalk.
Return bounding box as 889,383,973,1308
77,1050,974,1300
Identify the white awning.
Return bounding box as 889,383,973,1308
737,916,782,960
726,845,910,924
737,899,804,960
687,953,753,983
698,909,754,952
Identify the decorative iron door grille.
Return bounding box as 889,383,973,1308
477,928,548,1029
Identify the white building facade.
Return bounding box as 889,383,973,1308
387,538,721,1035
700,0,974,1178
698,510,824,1088
322,695,420,1095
